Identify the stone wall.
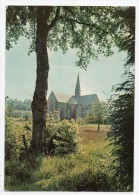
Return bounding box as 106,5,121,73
47,92,57,112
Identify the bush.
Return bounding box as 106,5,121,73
45,112,78,156
5,116,32,161
76,117,86,125
5,118,21,160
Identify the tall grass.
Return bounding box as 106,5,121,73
5,140,118,191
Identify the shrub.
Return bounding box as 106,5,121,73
76,117,86,125
5,116,32,161
45,112,78,156
5,118,21,160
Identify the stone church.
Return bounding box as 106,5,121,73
47,74,99,120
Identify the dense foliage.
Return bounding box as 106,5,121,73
45,112,78,156
87,101,109,129
5,107,32,160
6,6,124,69
113,7,135,66
107,7,135,191
108,72,134,191
5,111,79,187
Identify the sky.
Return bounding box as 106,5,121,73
6,36,127,102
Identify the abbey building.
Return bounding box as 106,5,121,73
47,74,99,119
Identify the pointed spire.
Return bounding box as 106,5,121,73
75,73,81,97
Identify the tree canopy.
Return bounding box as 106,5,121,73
6,6,128,69
87,101,109,130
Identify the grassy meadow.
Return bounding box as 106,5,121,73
5,117,119,191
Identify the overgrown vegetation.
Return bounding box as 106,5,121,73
5,135,118,191
6,103,113,191
107,7,135,191
5,108,32,161
5,108,133,191
5,93,134,191
44,111,78,156
107,71,134,191
5,110,81,190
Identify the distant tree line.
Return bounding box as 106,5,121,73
6,98,31,111
6,98,32,119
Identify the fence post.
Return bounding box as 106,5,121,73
22,135,28,155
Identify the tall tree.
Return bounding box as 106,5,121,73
108,72,134,191
107,7,135,191
89,101,109,131
6,6,126,152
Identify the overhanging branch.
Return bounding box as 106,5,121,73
66,17,108,35
48,7,60,30
63,6,115,35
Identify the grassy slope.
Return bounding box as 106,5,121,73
5,123,116,191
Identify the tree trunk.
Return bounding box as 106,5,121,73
31,7,51,153
97,122,100,131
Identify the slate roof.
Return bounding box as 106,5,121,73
78,94,97,105
52,91,72,103
67,96,78,104
52,91,97,105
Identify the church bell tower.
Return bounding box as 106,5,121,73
75,74,81,98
